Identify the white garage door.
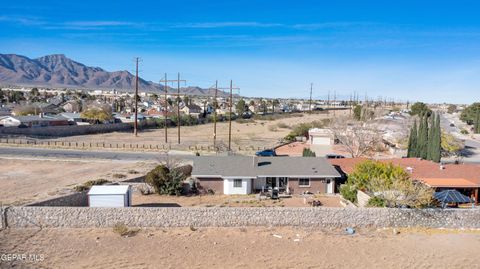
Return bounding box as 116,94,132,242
312,136,330,145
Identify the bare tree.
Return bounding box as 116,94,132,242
330,117,384,157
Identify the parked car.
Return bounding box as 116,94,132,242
326,154,345,159
255,149,277,157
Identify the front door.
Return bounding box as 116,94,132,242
327,179,334,194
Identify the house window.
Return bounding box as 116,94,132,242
234,179,243,188
299,178,310,187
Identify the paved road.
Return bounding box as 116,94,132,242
438,113,480,163
0,146,196,161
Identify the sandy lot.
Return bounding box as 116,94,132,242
0,158,154,205
133,194,343,207
48,111,349,151
1,227,479,269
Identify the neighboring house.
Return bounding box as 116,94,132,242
63,101,81,113
329,157,480,205
192,156,341,195
60,112,89,125
0,115,70,128
308,128,334,145
182,104,202,117
113,113,145,123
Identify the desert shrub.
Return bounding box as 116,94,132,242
284,120,330,141
344,160,434,208
461,129,469,135
277,122,289,129
302,148,316,157
112,173,126,179
367,196,386,207
74,178,110,192
128,170,139,174
268,125,278,132
113,223,139,237
145,164,190,195
340,184,357,203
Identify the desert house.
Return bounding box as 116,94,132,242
308,128,334,145
192,156,341,195
182,104,202,117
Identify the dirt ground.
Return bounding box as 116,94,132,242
133,193,343,208
1,227,479,269
49,110,350,150
0,158,154,205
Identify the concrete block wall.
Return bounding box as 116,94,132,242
2,206,480,229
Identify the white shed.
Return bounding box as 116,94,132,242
88,185,132,207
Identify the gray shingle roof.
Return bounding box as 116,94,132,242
192,156,341,178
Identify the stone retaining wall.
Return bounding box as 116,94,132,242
2,206,479,229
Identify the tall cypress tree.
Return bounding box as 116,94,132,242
432,113,442,162
475,110,480,134
407,120,418,157
418,114,429,159
427,113,435,161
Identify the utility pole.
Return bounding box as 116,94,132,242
333,90,337,116
177,73,181,144
213,82,239,152
160,73,186,144
309,83,313,113
228,80,233,151
134,57,139,137
213,80,218,149
327,90,330,109
162,73,168,143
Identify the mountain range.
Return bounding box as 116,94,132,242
0,53,232,97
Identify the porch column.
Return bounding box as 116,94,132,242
475,188,478,206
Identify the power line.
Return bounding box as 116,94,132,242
214,81,240,151
133,57,140,137
159,73,186,144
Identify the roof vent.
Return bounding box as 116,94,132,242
406,167,414,173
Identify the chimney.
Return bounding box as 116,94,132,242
440,165,445,170
406,167,414,174
252,156,258,167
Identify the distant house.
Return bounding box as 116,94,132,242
63,101,81,113
308,128,334,145
113,113,145,123
0,115,70,128
182,104,202,117
192,156,341,195
60,112,89,125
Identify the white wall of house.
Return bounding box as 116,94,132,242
0,117,21,127
224,178,252,195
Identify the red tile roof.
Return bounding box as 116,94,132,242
329,158,480,188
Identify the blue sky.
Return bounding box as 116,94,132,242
1,0,480,103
